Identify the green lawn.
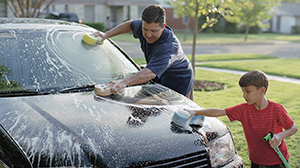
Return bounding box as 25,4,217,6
195,54,300,79
132,55,300,168
198,59,300,79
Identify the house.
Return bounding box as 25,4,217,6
268,2,300,34
0,0,192,31
0,0,157,29
161,1,300,34
157,0,194,32
1,0,299,34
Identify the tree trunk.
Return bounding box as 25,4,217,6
244,25,250,42
6,0,55,18
183,16,190,41
191,1,199,76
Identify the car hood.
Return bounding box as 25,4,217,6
0,84,227,167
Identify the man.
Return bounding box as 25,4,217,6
94,4,194,100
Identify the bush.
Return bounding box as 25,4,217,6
249,25,261,34
238,25,261,34
292,26,300,34
213,17,226,33
197,14,262,34
83,22,105,31
224,22,238,33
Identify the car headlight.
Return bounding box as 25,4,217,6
208,133,236,167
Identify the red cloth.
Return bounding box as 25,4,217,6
225,100,294,165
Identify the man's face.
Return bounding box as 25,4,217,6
142,21,166,44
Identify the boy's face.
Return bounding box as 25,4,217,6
142,21,166,44
241,85,265,105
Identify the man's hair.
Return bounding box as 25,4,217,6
142,4,166,27
239,70,269,91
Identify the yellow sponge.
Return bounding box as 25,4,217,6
82,33,102,45
94,84,112,96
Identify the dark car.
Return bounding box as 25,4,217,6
0,18,243,167
40,11,81,23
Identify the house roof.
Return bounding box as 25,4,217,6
278,2,300,16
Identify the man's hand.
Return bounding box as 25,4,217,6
104,68,156,95
92,31,107,41
92,20,133,41
108,80,127,94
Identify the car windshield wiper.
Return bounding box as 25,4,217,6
58,84,95,93
0,90,50,97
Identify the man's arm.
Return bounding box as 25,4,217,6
270,124,298,148
185,108,227,118
123,68,156,86
110,68,156,93
94,20,133,40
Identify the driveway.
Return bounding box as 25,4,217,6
115,41,300,59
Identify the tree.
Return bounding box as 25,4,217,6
6,0,55,18
0,63,22,91
225,0,281,41
168,1,191,41
167,0,232,74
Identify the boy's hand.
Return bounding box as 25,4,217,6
269,133,282,148
184,109,196,119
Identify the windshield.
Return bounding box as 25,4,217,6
0,23,138,94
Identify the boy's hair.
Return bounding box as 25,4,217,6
142,4,166,27
239,70,269,91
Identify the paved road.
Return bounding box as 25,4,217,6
115,40,300,59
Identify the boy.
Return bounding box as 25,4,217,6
186,70,298,167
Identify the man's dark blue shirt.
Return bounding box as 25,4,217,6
130,19,194,96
